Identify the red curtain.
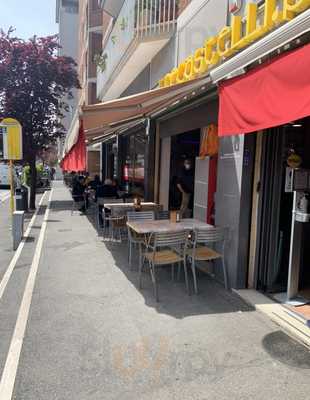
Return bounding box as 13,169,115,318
218,43,310,136
60,120,86,171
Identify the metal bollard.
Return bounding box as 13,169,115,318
12,211,25,250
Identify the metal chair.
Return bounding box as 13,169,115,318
71,193,85,215
105,207,128,242
96,197,120,233
156,210,170,220
186,227,228,294
127,211,155,269
142,230,190,302
85,189,96,216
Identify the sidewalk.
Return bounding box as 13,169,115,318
9,182,310,399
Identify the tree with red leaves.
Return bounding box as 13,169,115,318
0,30,80,209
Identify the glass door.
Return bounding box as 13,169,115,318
256,120,310,293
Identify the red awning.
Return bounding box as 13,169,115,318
218,43,310,136
60,120,86,172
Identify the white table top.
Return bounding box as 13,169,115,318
104,202,158,210
127,218,213,234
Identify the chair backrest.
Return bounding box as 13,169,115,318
112,207,130,217
157,210,170,220
127,211,155,221
154,230,189,249
194,227,226,244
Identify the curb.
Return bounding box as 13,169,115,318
233,289,310,349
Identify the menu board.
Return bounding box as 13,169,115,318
294,169,310,191
285,168,310,192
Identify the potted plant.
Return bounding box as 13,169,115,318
120,16,128,31
93,53,108,73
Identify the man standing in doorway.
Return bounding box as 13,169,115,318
177,158,194,218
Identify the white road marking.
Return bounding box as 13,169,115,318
0,192,10,203
0,191,47,301
0,189,53,400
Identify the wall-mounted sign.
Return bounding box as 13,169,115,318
229,0,243,14
285,167,310,192
159,0,310,88
0,118,23,160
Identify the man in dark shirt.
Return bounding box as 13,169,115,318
72,176,86,212
177,159,194,218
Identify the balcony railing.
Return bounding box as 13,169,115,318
97,0,177,97
135,0,177,37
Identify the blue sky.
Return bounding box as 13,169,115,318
0,0,58,39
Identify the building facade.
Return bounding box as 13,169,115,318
77,0,109,176
68,1,310,299
97,0,200,193
55,0,79,159
93,0,246,289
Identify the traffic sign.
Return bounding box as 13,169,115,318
0,118,23,160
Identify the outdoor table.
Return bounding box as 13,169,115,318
127,218,215,275
126,218,214,235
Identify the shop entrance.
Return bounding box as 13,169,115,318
256,118,310,302
168,130,200,212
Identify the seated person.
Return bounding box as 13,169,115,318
83,172,92,187
95,179,118,201
95,179,118,227
89,174,101,190
72,176,86,212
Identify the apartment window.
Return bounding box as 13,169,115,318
121,131,146,196
91,0,100,11
62,0,78,13
88,83,97,105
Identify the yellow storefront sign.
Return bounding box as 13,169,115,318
0,118,23,160
159,0,310,88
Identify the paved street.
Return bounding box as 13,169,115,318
0,181,309,400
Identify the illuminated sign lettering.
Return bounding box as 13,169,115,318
159,0,310,88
